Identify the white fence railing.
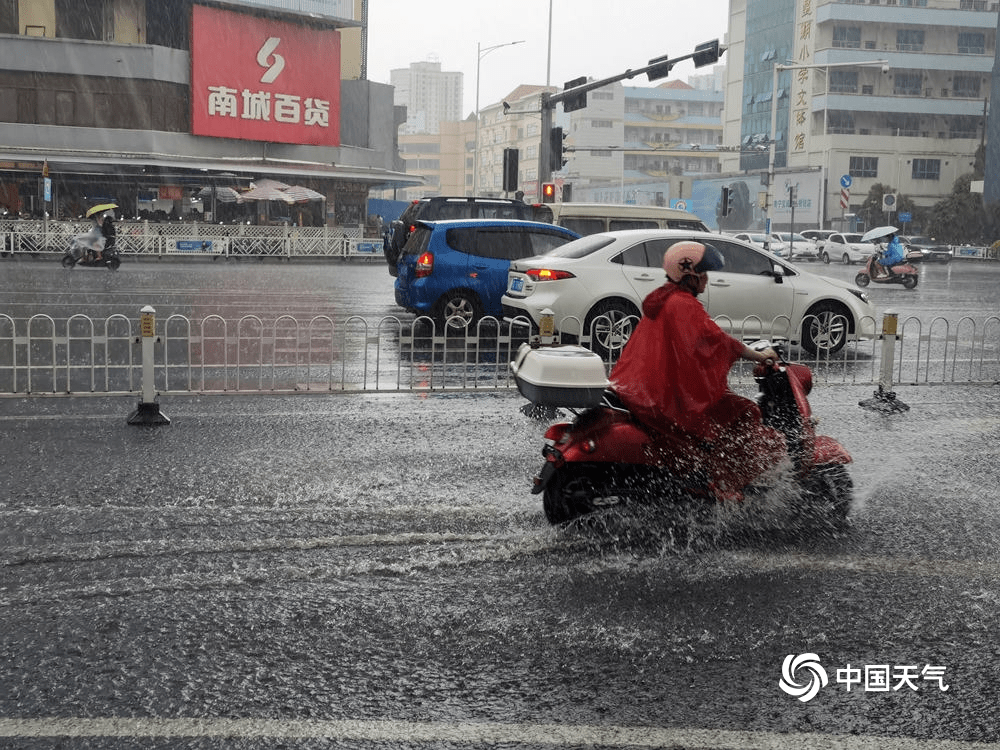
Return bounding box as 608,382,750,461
0,219,384,260
1,312,998,397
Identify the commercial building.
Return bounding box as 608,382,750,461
722,0,995,230
0,0,416,227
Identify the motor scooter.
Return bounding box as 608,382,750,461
854,251,917,289
61,233,121,270
511,341,853,533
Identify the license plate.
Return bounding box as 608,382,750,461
510,277,524,293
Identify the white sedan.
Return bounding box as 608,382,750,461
822,233,877,265
733,232,789,258
501,229,877,358
775,232,821,261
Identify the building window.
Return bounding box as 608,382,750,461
949,117,979,139
832,26,862,48
912,159,940,180
893,72,923,96
849,156,878,178
952,75,981,98
828,111,855,134
829,71,858,94
896,29,925,52
887,114,920,136
591,119,614,128
957,32,986,54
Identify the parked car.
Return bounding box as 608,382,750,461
501,229,876,357
394,218,579,328
801,229,838,246
732,232,790,258
821,233,876,265
384,197,543,276
775,232,820,261
902,235,952,263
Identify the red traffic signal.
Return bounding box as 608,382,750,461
541,183,557,203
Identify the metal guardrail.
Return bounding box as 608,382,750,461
1,311,998,397
0,220,384,260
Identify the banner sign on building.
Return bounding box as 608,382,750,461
191,5,341,147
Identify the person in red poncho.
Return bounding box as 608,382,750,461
610,240,784,497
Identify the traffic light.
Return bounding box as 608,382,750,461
692,39,724,68
549,127,568,173
646,54,674,82
562,76,588,112
541,183,556,203
720,186,733,217
502,148,519,193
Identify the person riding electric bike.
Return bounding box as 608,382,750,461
608,241,783,499
874,233,905,278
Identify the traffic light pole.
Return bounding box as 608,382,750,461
537,42,724,191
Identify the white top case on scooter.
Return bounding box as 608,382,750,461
510,343,610,407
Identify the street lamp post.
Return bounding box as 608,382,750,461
766,59,889,238
474,40,524,195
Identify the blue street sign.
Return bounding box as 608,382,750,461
898,212,912,222
44,177,51,202
840,174,853,189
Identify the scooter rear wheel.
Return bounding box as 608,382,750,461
106,256,121,271
60,254,76,268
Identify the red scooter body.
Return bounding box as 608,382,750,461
533,357,853,528
854,253,918,289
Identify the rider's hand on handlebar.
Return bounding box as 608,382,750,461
754,347,779,364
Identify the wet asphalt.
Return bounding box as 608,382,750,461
1,382,999,749
1,255,999,748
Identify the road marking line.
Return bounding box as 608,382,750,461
0,718,996,748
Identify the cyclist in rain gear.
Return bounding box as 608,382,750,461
609,241,785,498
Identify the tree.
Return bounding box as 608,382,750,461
926,174,1000,245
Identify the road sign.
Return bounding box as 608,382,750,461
671,199,688,210
840,187,850,209
840,174,853,189
44,178,51,202
898,211,912,223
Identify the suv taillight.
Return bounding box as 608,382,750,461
416,251,434,278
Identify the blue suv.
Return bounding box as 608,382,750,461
394,219,579,328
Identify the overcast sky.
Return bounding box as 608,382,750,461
365,0,730,116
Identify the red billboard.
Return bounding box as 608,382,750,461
191,5,341,146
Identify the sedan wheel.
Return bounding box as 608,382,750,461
842,253,852,265
802,302,850,355
585,300,640,359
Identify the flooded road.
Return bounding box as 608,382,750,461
1,255,999,748
2,384,999,748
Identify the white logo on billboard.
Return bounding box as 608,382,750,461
257,37,285,83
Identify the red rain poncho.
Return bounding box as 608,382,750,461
610,282,749,440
